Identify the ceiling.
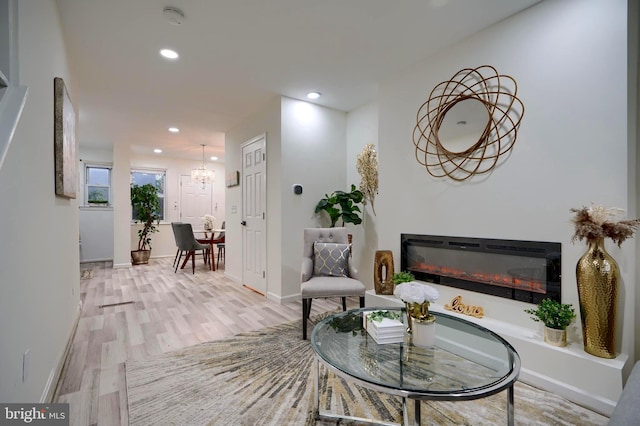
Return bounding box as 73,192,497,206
55,0,540,163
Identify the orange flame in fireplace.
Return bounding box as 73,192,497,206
412,262,545,294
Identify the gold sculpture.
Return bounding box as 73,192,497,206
444,295,484,318
373,250,394,295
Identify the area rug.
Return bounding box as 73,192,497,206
126,317,608,426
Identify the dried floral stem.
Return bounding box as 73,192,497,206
570,204,640,247
356,144,378,216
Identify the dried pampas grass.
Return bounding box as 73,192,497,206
570,204,640,247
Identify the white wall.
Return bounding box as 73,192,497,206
77,146,227,264
225,96,281,285
128,153,226,258
374,0,635,411
0,0,80,402
379,0,631,346
79,146,113,262
346,101,379,290
225,96,349,300
280,97,348,299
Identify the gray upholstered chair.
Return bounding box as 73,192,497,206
173,223,210,274
301,227,365,339
215,221,226,269
170,222,183,269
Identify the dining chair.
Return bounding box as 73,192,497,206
300,227,365,339
170,222,182,269
214,221,225,269
173,223,210,274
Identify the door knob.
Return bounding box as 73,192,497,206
241,221,247,226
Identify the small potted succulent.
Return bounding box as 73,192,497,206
524,298,576,347
391,271,415,285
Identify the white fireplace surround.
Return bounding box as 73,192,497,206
366,284,627,417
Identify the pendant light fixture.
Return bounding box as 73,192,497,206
191,144,215,187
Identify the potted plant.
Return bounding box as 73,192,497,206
393,281,440,348
391,271,415,285
524,298,576,347
131,183,161,264
314,184,364,227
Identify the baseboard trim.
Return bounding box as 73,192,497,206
223,271,242,283
275,292,299,304
80,257,112,263
42,301,82,403
519,368,618,416
113,262,132,269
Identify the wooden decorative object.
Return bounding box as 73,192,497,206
412,65,524,181
373,250,395,295
444,295,484,318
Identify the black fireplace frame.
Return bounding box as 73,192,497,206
400,234,561,304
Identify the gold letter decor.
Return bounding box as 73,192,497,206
444,295,484,318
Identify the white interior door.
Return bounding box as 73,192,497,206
242,135,267,294
179,175,214,229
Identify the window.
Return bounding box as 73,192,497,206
85,164,111,206
131,169,166,221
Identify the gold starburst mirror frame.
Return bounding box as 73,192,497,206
412,65,524,181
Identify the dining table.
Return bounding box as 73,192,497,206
193,229,224,271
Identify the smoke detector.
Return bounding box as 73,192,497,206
163,7,184,25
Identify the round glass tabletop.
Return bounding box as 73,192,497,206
310,307,520,400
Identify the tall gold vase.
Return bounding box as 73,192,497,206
576,238,619,359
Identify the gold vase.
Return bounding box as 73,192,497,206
373,250,395,295
576,238,619,358
404,302,430,333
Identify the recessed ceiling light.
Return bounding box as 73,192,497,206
154,149,162,154
168,127,179,133
307,92,321,100
160,49,179,59
210,156,218,161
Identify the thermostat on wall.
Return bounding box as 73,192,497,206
293,184,303,195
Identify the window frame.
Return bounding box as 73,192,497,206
130,168,167,222
84,162,112,207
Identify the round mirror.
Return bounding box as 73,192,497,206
436,98,490,155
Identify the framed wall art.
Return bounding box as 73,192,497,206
226,170,240,187
54,77,77,198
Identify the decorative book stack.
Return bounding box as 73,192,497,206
365,312,405,344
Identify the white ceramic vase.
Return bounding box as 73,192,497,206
411,316,436,348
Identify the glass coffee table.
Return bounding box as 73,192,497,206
310,307,521,426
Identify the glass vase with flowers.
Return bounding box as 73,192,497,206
394,281,439,347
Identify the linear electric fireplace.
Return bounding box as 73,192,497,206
401,234,561,304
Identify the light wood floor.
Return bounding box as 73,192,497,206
54,258,354,426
